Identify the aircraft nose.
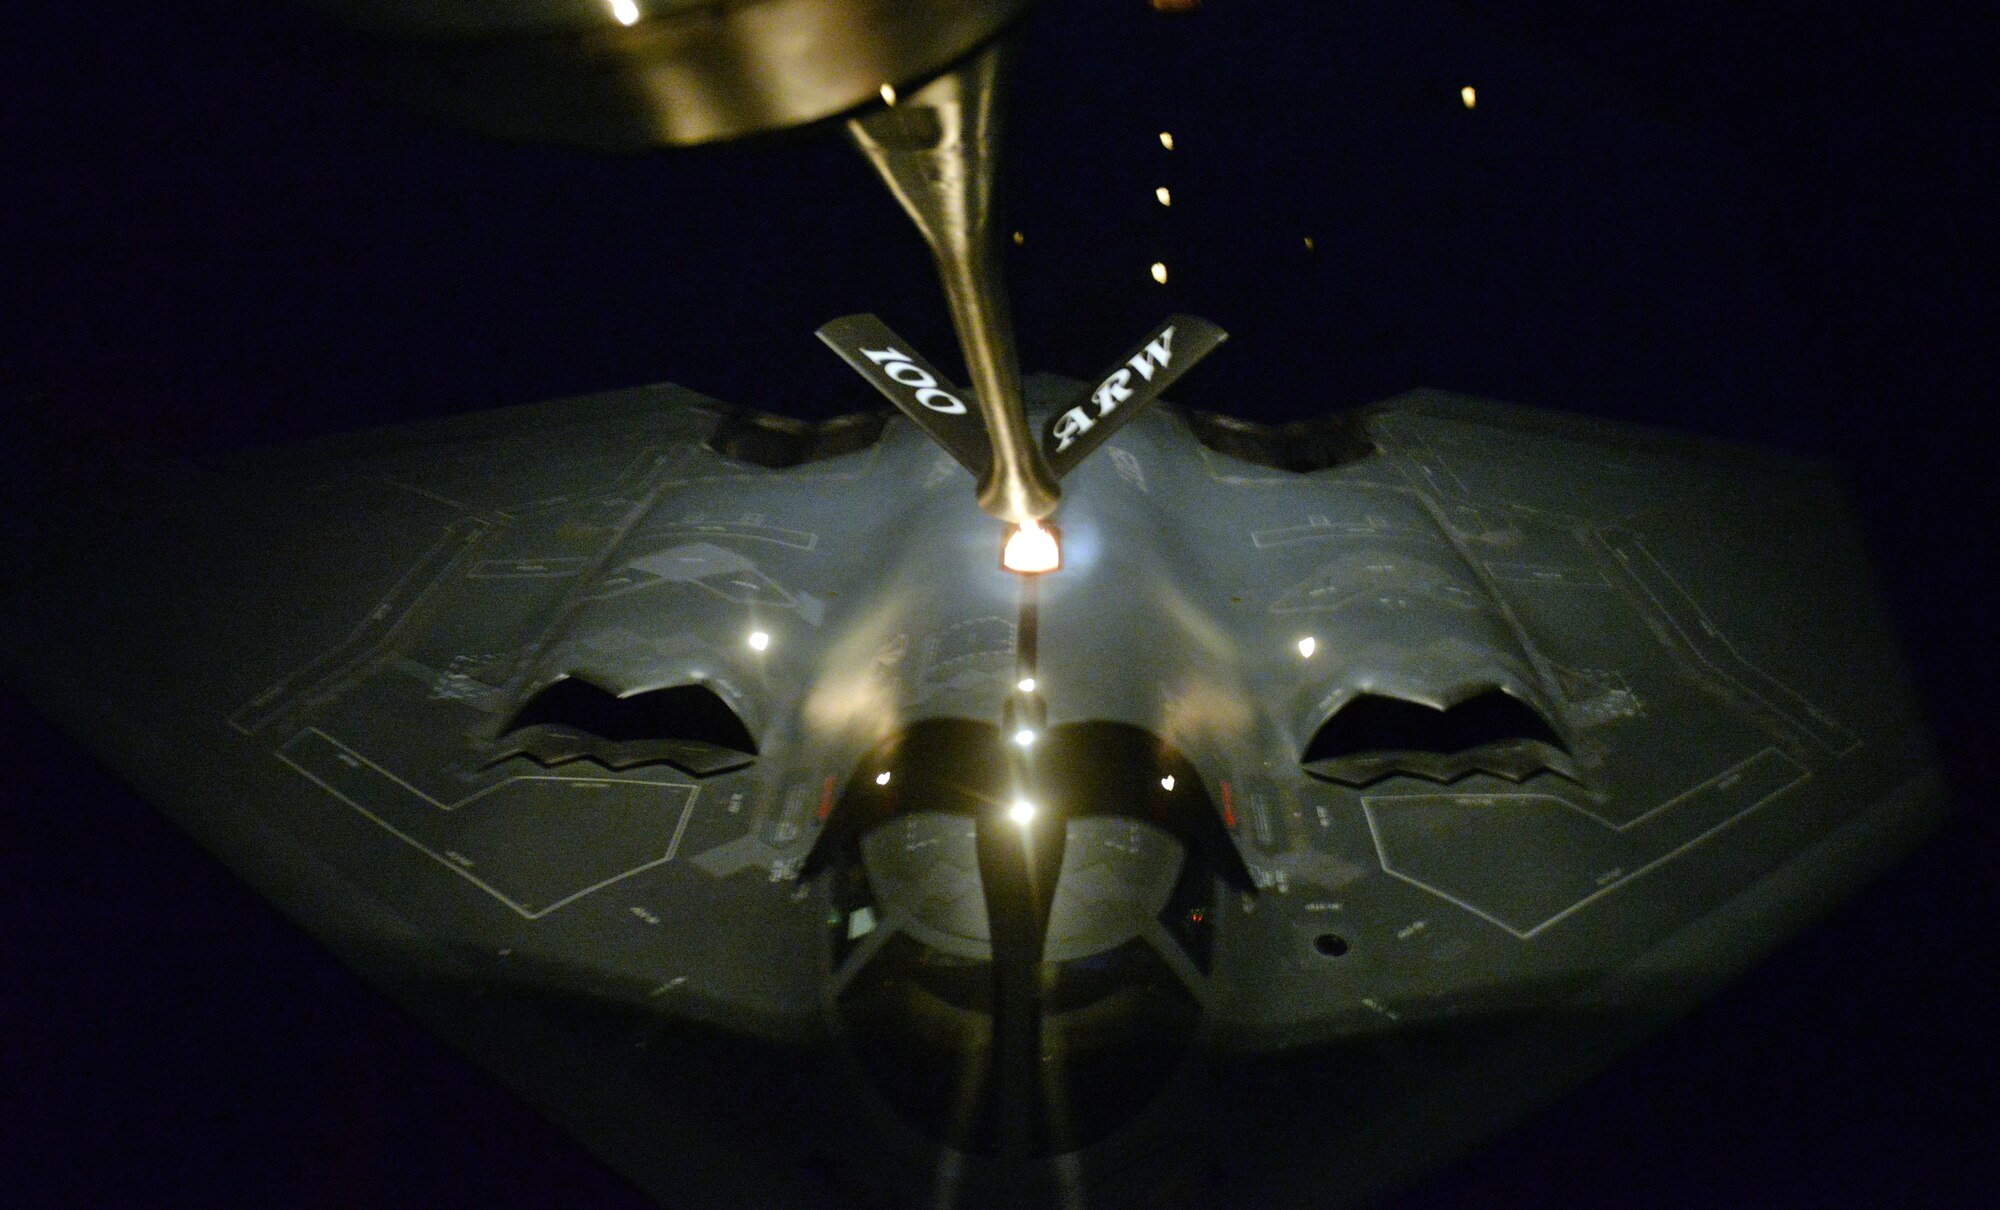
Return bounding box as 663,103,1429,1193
809,720,1245,1159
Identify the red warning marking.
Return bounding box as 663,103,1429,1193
1221,780,1238,828
815,775,836,821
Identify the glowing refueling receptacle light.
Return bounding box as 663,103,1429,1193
1013,728,1037,748
1002,517,1061,574
1151,261,1169,284
1297,636,1317,658
1017,677,1037,693
874,771,892,786
1159,131,1175,150
1161,774,1176,792
1008,800,1038,827
747,630,771,652
1461,85,1477,109
610,0,641,26
1156,186,1172,206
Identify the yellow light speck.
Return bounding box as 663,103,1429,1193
874,771,891,786
1161,775,1176,792
880,82,897,106
1155,186,1172,207
1150,261,1168,284
610,0,640,26
1461,85,1477,109
1159,131,1175,150
1303,236,1315,252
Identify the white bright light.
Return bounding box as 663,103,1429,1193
1017,677,1037,693
1008,800,1038,827
1150,261,1169,285
610,0,641,26
1159,131,1175,150
1002,517,1060,574
1161,775,1176,791
1461,85,1477,109
1155,186,1172,206
747,630,771,652
1013,728,1037,748
879,82,898,106
874,771,892,786
1297,636,1317,658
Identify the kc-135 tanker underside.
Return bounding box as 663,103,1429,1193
2,341,1944,1206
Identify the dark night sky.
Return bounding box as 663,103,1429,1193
3,2,1993,1207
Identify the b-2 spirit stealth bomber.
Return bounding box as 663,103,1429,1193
3,311,1945,1206
1,2,1947,1207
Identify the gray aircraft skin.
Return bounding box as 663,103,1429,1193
1,329,1945,1206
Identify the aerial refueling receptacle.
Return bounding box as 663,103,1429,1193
1002,518,1061,575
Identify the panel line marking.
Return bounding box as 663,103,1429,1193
1604,528,1861,755
229,521,486,734
277,728,698,920
1363,746,1810,939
